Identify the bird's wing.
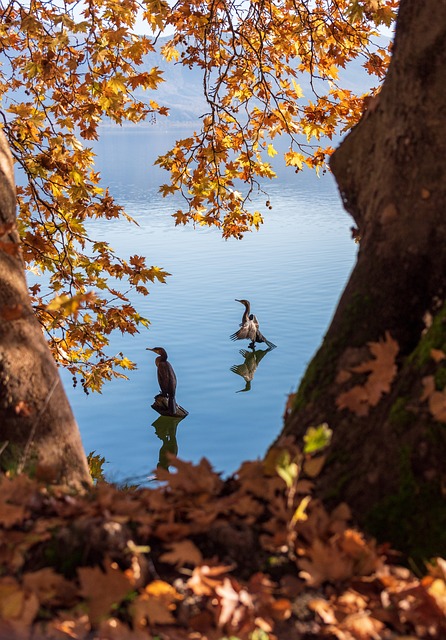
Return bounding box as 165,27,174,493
230,363,249,379
230,323,251,341
158,362,177,397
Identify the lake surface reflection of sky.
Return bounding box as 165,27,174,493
59,128,357,483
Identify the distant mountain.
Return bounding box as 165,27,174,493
131,34,389,128
135,38,208,125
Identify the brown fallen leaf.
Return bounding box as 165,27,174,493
0,576,39,638
159,539,203,568
421,376,446,423
131,580,183,628
187,564,235,596
45,614,91,640
23,568,78,607
298,537,355,587
336,332,399,416
156,457,223,496
303,455,326,478
131,593,176,627
78,561,132,624
340,610,384,639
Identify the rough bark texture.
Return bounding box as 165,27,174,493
281,0,446,559
0,130,91,487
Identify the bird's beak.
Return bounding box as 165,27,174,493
235,299,242,303
146,348,155,352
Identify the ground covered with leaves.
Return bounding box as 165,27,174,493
1,438,445,640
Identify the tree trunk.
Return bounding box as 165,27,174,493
281,0,446,560
0,131,91,487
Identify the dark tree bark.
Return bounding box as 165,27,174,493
280,0,446,559
0,130,91,487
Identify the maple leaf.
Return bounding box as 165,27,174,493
156,457,223,495
130,580,182,628
78,561,132,624
159,540,203,568
298,537,356,587
298,528,379,587
23,568,78,607
336,332,399,416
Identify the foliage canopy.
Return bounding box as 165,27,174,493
0,0,397,389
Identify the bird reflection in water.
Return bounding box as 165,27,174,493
230,299,276,350
152,416,180,470
231,347,273,392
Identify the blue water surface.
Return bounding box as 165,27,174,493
59,128,357,483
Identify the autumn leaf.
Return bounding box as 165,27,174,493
131,580,182,628
298,537,356,586
421,376,446,423
187,564,235,596
0,577,39,635
78,561,132,624
159,540,203,568
156,457,223,495
215,577,253,628
336,332,399,416
23,568,78,607
298,528,379,587
303,455,326,478
303,423,333,454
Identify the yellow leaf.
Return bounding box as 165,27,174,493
292,78,304,98
284,151,304,170
119,357,136,370
291,495,311,524
161,43,180,62
267,143,278,157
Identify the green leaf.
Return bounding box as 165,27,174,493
303,423,333,454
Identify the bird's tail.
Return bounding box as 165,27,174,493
257,330,277,349
168,396,178,416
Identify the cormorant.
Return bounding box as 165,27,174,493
230,347,273,392
230,299,276,349
146,347,178,415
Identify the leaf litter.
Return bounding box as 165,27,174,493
0,438,445,639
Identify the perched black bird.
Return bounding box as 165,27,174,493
230,299,276,349
146,347,178,415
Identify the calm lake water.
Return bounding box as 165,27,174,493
57,127,357,483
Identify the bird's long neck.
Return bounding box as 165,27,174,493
156,354,167,366
242,301,250,322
